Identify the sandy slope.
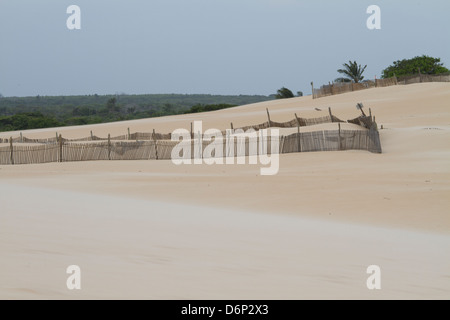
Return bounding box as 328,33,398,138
1,83,449,299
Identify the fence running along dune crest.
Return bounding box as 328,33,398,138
313,73,450,99
0,107,382,165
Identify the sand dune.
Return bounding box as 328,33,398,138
1,83,449,299
1,82,449,139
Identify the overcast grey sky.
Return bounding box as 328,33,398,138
0,0,449,97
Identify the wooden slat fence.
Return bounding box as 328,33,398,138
0,110,382,165
313,74,450,99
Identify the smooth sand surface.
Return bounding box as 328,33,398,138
1,183,449,299
1,83,449,299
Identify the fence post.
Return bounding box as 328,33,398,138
266,108,271,127
338,123,341,151
297,120,301,153
90,130,94,140
311,81,314,99
127,128,130,140
294,113,301,126
190,122,193,139
56,132,58,142
107,134,111,160
153,129,158,160
328,107,334,122
230,122,233,130
9,137,14,165
20,132,23,143
59,134,63,162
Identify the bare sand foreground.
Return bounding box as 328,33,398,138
1,83,449,299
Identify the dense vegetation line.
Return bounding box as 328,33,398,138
0,94,274,132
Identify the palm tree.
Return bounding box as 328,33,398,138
337,61,367,83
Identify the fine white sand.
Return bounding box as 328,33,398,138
1,183,449,299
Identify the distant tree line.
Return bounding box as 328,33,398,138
0,112,63,132
184,103,236,114
0,94,273,132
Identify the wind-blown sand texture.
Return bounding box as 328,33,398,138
1,83,449,299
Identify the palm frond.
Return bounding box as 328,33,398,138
337,61,367,83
